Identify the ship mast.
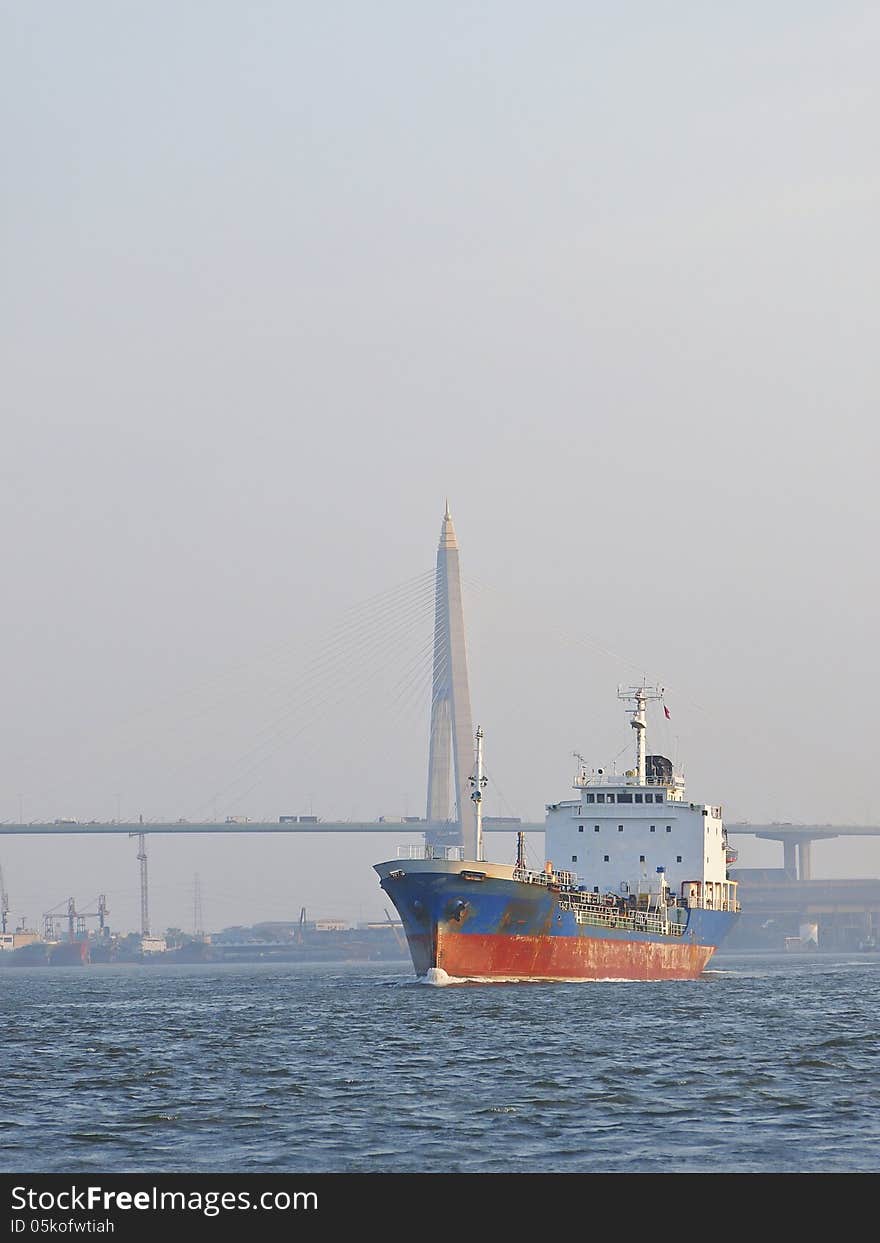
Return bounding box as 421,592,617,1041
469,725,488,861
618,684,664,784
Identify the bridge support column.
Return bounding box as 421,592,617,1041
783,840,797,880
797,839,813,881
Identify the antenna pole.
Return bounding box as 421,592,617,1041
634,687,647,783
516,831,526,871
469,726,488,862
618,684,664,785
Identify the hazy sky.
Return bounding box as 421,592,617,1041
2,2,879,933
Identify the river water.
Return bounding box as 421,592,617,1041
2,951,878,1174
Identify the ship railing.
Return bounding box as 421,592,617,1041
571,907,686,937
573,775,685,790
395,845,465,861
513,867,577,888
697,898,740,913
513,867,546,886
556,888,622,910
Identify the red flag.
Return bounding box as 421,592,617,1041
664,705,671,720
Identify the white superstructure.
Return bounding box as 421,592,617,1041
544,686,736,911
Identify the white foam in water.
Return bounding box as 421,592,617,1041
417,970,612,986
419,967,454,986
417,968,656,986
418,969,531,986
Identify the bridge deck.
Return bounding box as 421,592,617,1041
2,821,880,838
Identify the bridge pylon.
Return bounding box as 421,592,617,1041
425,503,476,857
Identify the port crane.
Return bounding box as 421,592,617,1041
0,863,9,934
384,908,406,953
129,831,150,936
42,895,109,941
78,895,109,937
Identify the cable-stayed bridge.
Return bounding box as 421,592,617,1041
2,505,880,890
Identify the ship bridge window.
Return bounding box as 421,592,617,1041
677,856,682,863
603,855,610,862
594,825,600,832
607,794,615,803
639,855,646,863
597,794,605,804
585,793,595,803
644,793,654,803
666,826,671,833
618,793,633,803
635,793,643,803
578,825,584,833
618,825,624,832
571,855,578,863
656,793,664,803
650,825,656,833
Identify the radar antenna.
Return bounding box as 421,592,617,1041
617,684,664,785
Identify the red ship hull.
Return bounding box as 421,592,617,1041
429,929,714,981
48,941,90,966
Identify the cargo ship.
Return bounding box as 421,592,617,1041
375,686,740,982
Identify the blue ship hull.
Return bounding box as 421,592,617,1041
378,865,739,981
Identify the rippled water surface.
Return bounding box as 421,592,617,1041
3,952,879,1173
